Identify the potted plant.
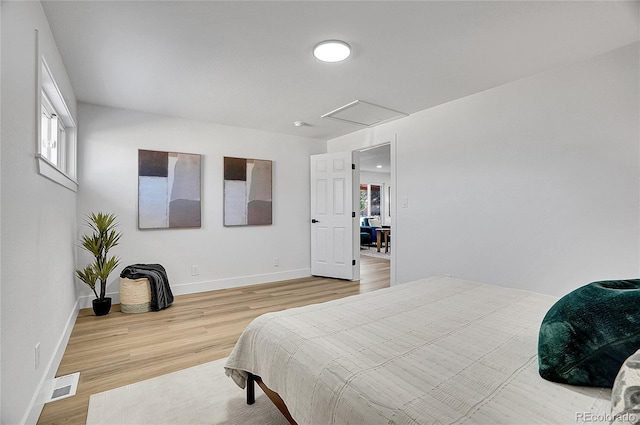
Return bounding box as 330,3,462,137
75,212,122,316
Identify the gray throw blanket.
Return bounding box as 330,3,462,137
120,264,173,311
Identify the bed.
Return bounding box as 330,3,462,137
224,276,612,424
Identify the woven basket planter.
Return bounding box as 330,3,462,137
119,277,151,314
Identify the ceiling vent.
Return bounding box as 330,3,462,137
321,100,408,127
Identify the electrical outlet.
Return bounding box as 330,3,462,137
191,265,199,276
273,257,279,267
35,343,40,371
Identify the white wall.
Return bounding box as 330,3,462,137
77,103,326,306
360,171,391,186
330,43,639,297
1,2,79,424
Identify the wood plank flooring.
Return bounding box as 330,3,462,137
37,255,390,425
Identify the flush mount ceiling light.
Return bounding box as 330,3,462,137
313,40,351,63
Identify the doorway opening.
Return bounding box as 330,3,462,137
356,143,392,284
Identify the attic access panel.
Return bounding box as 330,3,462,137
321,100,408,127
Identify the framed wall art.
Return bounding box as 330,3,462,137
223,156,272,226
138,149,201,229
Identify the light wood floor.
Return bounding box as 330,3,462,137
38,255,390,424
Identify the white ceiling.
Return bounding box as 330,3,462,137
41,1,639,141
359,144,391,174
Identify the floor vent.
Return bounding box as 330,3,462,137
45,372,80,403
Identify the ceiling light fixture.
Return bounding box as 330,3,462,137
313,40,351,63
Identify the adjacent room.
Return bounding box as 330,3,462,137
1,1,638,424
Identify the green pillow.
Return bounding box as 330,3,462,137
538,279,640,387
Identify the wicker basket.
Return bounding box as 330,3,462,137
119,277,151,314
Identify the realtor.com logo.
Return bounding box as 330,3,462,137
576,412,639,423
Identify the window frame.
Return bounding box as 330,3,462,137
36,41,78,192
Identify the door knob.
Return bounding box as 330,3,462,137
311,219,320,223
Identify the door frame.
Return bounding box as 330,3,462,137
353,136,397,285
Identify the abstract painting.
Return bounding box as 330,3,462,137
138,149,201,229
224,157,272,226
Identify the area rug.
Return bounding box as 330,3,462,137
86,357,289,425
360,247,390,259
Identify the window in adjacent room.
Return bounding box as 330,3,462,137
37,56,78,191
360,184,369,217
370,184,381,217
360,184,382,218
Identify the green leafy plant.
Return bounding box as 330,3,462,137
75,212,122,300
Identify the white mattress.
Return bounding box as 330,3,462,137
225,276,611,424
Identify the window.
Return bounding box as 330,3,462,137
370,185,381,216
41,92,62,167
360,184,381,219
37,57,77,191
360,184,369,217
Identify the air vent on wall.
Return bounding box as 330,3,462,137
321,100,408,127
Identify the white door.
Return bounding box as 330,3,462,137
310,152,357,280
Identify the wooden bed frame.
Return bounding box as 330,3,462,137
247,372,298,425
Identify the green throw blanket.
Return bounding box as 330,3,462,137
538,279,640,388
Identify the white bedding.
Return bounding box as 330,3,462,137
225,276,611,424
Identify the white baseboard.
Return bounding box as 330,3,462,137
170,268,311,296
76,268,312,309
77,292,120,310
22,299,79,425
